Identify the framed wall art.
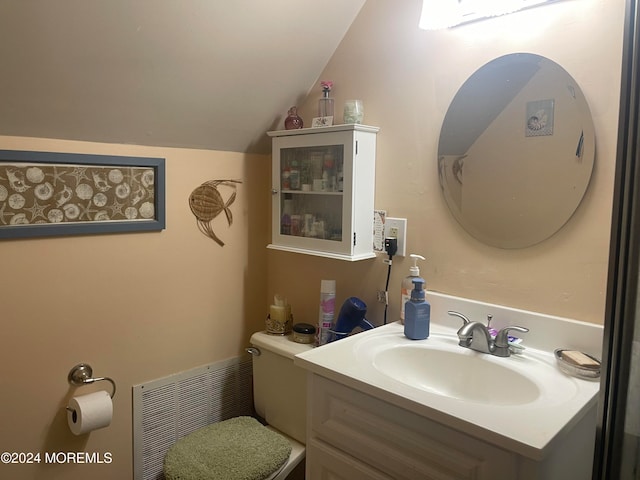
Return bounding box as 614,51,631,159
0,150,166,239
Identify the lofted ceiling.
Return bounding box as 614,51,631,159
0,1,366,154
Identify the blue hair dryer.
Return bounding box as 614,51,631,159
329,297,375,342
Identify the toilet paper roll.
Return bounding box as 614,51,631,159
67,391,113,435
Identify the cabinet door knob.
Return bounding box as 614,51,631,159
271,189,278,195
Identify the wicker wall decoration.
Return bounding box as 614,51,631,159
188,179,241,246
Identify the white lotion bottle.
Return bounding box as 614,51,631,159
400,254,425,324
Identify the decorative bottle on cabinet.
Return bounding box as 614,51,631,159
284,106,304,130
267,124,379,261
318,81,334,118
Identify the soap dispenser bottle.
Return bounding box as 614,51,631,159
404,278,430,340
401,254,425,324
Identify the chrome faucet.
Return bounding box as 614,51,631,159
447,311,529,357
447,310,471,326
457,320,494,354
492,326,529,357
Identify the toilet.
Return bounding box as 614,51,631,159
163,331,313,480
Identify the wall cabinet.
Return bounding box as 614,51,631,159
267,124,378,261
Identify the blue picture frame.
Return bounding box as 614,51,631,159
0,150,165,239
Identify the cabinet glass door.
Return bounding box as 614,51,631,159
279,144,344,243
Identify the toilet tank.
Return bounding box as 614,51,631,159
250,331,313,444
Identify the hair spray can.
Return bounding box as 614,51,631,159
317,280,336,346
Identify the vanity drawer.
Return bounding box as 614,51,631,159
306,437,393,480
308,374,518,480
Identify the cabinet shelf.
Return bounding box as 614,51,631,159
280,190,343,196
266,244,376,262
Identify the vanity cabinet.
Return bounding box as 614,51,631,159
267,124,378,261
305,374,596,480
306,374,517,480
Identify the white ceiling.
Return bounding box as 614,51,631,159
0,1,366,154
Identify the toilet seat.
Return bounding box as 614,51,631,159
263,426,305,480
164,416,301,480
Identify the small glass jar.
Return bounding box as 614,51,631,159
292,323,316,344
343,99,364,124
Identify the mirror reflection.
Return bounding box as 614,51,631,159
438,53,595,248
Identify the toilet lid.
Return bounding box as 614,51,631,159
164,416,292,480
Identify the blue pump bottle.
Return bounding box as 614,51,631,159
404,278,430,340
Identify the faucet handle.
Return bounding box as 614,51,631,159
494,326,529,347
448,310,471,327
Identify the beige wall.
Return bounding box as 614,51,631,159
0,136,270,479
269,0,624,328
0,1,625,478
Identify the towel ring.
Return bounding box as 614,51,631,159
67,363,116,399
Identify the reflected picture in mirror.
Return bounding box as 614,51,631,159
438,53,595,248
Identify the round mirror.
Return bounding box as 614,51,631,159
437,53,595,248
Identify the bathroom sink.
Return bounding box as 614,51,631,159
352,330,579,408
373,344,540,405
294,295,602,459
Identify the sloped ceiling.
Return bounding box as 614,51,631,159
0,1,366,154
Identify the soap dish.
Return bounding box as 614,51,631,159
554,349,601,379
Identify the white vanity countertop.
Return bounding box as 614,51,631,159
294,292,603,461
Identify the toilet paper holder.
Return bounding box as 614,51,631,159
67,363,116,399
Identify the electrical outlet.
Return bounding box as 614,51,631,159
384,217,407,257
